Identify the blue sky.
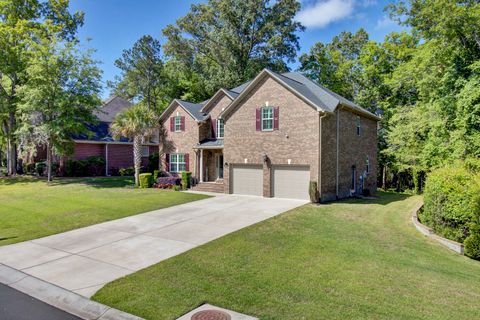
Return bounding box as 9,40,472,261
69,0,404,98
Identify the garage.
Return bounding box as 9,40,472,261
231,165,263,196
272,166,310,200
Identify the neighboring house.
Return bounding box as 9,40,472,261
160,69,380,201
66,96,158,175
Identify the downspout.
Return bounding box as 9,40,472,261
105,143,109,176
318,111,328,200
336,108,340,199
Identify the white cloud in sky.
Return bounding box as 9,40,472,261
297,0,355,29
375,14,396,29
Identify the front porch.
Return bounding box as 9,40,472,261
193,139,225,193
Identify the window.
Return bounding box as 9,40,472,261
262,107,274,131
174,116,182,132
356,116,361,136
169,154,186,172
366,156,370,173
141,146,150,157
217,119,224,138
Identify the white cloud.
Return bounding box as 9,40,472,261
361,0,377,7
297,0,355,29
375,15,396,30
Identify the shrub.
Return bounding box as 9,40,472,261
464,233,480,260
423,166,480,242
0,167,6,176
119,167,135,176
139,173,153,188
85,156,106,176
174,185,181,191
309,181,319,203
65,159,88,177
153,170,160,182
24,163,36,175
181,171,192,190
35,162,47,176
155,176,180,188
147,152,159,172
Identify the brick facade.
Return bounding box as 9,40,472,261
163,101,201,176
223,76,320,197
162,72,379,201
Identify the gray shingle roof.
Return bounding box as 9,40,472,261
197,139,224,149
176,100,209,121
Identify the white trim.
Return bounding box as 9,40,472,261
160,99,204,123
200,149,204,182
200,89,235,113
261,106,274,131
216,118,224,138
219,69,329,120
74,140,158,146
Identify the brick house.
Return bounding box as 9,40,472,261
66,96,158,175
160,69,380,201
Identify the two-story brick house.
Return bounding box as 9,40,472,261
160,69,380,201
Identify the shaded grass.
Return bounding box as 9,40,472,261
94,192,480,320
0,177,209,245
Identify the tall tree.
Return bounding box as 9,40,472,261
162,0,304,96
110,104,160,186
109,35,167,112
17,35,102,182
0,0,84,175
299,29,369,101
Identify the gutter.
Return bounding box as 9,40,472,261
318,111,328,199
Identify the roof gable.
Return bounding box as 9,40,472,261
200,89,235,114
94,96,133,122
219,69,380,121
160,99,208,123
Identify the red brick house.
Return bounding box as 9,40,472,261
160,69,380,201
67,96,158,175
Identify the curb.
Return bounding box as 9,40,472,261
411,203,464,255
0,264,144,320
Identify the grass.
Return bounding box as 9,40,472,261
93,192,480,320
0,176,209,246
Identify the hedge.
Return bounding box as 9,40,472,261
422,166,480,242
139,173,153,188
181,171,192,190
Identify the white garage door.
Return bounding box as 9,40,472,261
231,165,263,196
272,166,310,200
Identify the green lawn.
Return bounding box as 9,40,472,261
93,192,480,320
0,177,208,246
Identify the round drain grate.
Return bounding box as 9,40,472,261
191,309,232,320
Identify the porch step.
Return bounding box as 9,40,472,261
191,182,225,193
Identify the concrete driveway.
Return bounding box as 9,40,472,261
0,194,306,298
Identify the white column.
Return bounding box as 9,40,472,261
105,143,109,176
200,149,204,182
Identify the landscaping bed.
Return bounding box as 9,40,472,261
0,177,209,246
93,192,480,320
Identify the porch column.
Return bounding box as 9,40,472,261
200,149,204,182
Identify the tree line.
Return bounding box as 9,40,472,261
1,0,479,190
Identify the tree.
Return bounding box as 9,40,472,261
299,29,369,101
162,0,304,96
0,0,84,175
108,35,168,112
17,35,102,182
110,104,160,186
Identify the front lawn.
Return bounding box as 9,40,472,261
93,192,480,320
0,177,209,246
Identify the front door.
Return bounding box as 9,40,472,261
217,154,224,179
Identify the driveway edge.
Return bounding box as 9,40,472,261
0,264,143,320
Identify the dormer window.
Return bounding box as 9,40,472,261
217,119,224,138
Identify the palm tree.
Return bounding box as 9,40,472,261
110,103,160,186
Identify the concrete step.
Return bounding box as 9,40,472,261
191,182,224,193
